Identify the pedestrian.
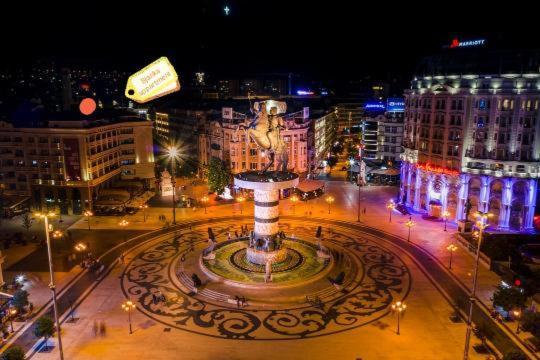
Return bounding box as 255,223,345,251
235,230,239,239
92,320,98,337
99,321,106,337
119,253,125,265
227,232,231,241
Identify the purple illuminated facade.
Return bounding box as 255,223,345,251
399,57,540,231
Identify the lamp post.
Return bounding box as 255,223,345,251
75,242,88,262
513,309,521,334
325,195,334,214
290,194,299,215
447,244,458,269
139,204,148,222
391,300,407,335
386,200,396,223
119,219,129,243
121,299,136,334
8,308,17,333
236,195,245,215
442,210,450,231
83,210,93,231
201,195,209,214
34,211,64,360
405,218,415,242
349,158,354,183
463,211,492,360
166,146,179,225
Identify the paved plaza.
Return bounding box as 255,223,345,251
1,182,531,359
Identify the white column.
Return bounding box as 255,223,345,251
413,169,422,211
498,178,513,229
425,175,433,212
524,179,537,230
479,176,491,212
406,164,413,207
254,189,280,237
441,176,449,213
457,174,470,221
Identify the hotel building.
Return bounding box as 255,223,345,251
399,49,540,231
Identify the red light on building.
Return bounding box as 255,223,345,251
450,38,459,48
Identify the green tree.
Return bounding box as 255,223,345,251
34,316,55,349
326,156,338,169
492,285,528,315
11,290,29,314
520,310,540,338
207,157,231,195
21,213,32,232
502,350,527,360
1,346,26,360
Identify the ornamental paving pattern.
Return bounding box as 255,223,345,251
121,219,411,340
33,216,482,360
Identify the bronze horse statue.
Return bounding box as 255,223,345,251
237,101,289,173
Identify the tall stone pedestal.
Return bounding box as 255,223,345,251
234,171,299,265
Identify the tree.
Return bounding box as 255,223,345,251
1,346,26,360
326,156,338,169
21,213,32,232
492,285,528,315
503,350,527,360
11,290,29,314
520,310,540,338
207,157,231,195
34,316,55,349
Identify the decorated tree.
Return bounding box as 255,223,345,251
207,157,231,195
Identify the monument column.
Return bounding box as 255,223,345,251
254,189,280,238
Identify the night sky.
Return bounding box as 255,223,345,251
3,1,539,82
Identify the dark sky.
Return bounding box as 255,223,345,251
3,1,540,82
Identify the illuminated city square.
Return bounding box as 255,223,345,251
0,4,539,360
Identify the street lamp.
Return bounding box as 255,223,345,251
349,158,355,182
119,219,129,243
33,211,64,360
446,244,458,269
166,146,179,225
201,195,209,214
75,242,88,261
325,195,334,214
404,218,415,242
463,210,492,360
513,309,521,334
83,210,93,230
386,200,396,222
290,194,299,215
391,300,407,335
8,308,17,333
139,204,148,222
236,195,245,215
121,299,136,334
442,210,450,231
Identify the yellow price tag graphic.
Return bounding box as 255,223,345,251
125,57,180,103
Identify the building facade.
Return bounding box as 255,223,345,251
0,116,154,214
335,103,363,135
376,112,404,163
198,108,311,175
399,70,540,231
313,111,338,164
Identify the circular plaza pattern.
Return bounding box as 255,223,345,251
201,238,330,284
121,218,411,340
